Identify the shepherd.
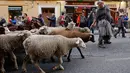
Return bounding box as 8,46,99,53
91,0,113,48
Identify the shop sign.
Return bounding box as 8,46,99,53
8,7,22,10
66,1,94,5
106,4,116,8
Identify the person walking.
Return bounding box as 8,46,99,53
91,1,113,48
87,8,95,33
114,13,126,38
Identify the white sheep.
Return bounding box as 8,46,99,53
0,30,31,73
38,26,91,35
38,26,94,62
22,35,86,73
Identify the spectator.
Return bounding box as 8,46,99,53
38,14,45,26
16,16,23,25
23,13,31,25
87,9,95,33
10,16,17,25
0,17,6,26
115,12,120,27
9,15,12,24
59,12,65,27
77,10,87,28
123,13,129,28
65,13,72,27
47,13,56,27
114,13,126,38
22,13,31,30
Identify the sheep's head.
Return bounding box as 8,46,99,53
89,34,95,43
17,30,32,40
76,37,86,49
38,26,48,34
66,21,76,30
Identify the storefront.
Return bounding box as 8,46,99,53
8,6,22,18
65,1,96,23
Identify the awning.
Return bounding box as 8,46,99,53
8,7,22,10
65,5,97,8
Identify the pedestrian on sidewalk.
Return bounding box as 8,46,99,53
114,13,126,38
91,1,113,48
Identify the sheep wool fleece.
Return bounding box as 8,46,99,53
23,35,78,59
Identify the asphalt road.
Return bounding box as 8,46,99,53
6,33,130,73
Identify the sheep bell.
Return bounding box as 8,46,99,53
76,37,86,49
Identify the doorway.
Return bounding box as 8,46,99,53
8,6,22,19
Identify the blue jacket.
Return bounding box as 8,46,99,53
0,18,6,26
11,19,17,24
124,16,129,20
48,16,56,27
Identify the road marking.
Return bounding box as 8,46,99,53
106,57,130,61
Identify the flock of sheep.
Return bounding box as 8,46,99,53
0,21,95,73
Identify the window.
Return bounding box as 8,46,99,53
8,6,22,18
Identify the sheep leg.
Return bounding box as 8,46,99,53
22,55,30,73
9,52,18,70
0,55,5,73
32,60,45,73
77,47,85,59
67,48,73,62
53,56,64,70
59,56,64,70
51,56,55,62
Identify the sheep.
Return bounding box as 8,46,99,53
22,35,86,73
38,26,95,62
0,30,31,73
66,21,76,30
38,26,91,35
49,29,95,61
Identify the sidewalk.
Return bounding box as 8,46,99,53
93,29,130,35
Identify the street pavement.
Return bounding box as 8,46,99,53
6,33,130,73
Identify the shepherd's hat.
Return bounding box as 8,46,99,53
97,0,104,5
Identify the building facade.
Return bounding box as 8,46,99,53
0,0,66,25
0,0,129,25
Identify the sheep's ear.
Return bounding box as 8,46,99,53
76,39,80,44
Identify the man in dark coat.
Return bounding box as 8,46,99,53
0,17,6,26
47,13,56,27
